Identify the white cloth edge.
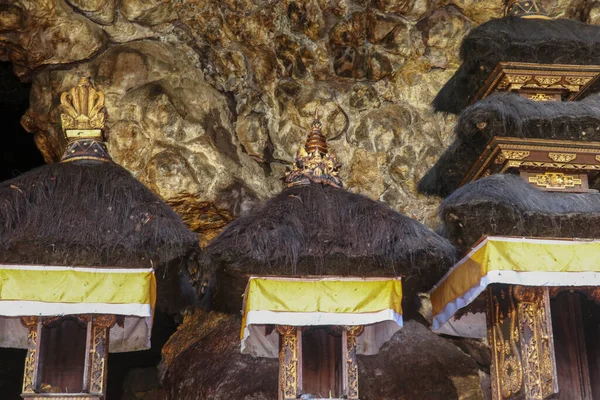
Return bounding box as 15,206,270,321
244,308,403,328
432,270,600,337
241,309,403,357
429,236,600,293
0,264,154,273
0,301,152,317
0,315,152,353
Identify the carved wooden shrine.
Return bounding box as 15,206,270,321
431,236,600,400
276,325,364,399
463,61,600,193
241,277,403,400
20,315,116,400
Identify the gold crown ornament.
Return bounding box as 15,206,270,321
59,78,112,162
285,109,342,188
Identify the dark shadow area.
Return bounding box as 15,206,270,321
0,347,26,400
0,62,44,182
107,310,178,399
0,62,44,400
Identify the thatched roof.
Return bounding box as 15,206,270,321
0,160,198,268
205,183,458,309
439,174,600,251
434,17,600,114
418,93,600,197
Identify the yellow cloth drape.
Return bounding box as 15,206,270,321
0,265,156,310
241,276,403,339
431,237,600,321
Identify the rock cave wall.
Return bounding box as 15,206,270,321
5,0,597,243
1,0,599,399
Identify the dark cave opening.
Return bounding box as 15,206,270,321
0,62,44,182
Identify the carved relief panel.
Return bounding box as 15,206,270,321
487,285,558,400
276,325,362,400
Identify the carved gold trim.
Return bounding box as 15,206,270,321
345,326,363,399
490,286,523,398
503,160,600,172
276,325,298,399
494,150,530,165
548,152,576,163
528,172,582,189
21,317,39,394
474,62,600,103
515,287,556,398
89,315,112,396
529,93,555,101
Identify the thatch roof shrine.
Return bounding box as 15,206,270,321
418,93,600,197
205,112,458,313
433,10,600,114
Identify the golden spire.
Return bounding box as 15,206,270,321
504,0,551,19
59,78,112,162
305,109,328,155
285,109,342,188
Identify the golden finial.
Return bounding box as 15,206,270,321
59,77,112,163
60,77,105,140
285,109,342,188
305,108,328,155
504,0,551,19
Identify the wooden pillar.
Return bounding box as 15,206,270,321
344,325,364,400
487,285,557,400
87,315,116,399
20,316,41,394
277,325,299,400
344,326,363,399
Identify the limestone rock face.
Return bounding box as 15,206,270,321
5,0,592,238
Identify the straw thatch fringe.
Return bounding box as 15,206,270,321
434,17,600,114
0,161,198,267
440,174,600,251
418,93,600,197
205,184,458,289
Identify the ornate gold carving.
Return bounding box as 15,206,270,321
345,326,363,399
565,77,592,86
504,160,600,172
595,155,600,163
505,75,532,85
494,288,523,398
22,319,39,394
285,110,342,188
548,152,576,163
494,150,530,164
528,172,582,189
516,287,556,398
89,316,111,395
488,286,557,400
276,325,298,399
474,63,600,103
60,78,105,132
94,314,116,329
20,316,38,328
529,93,554,101
535,77,561,85
22,319,40,394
